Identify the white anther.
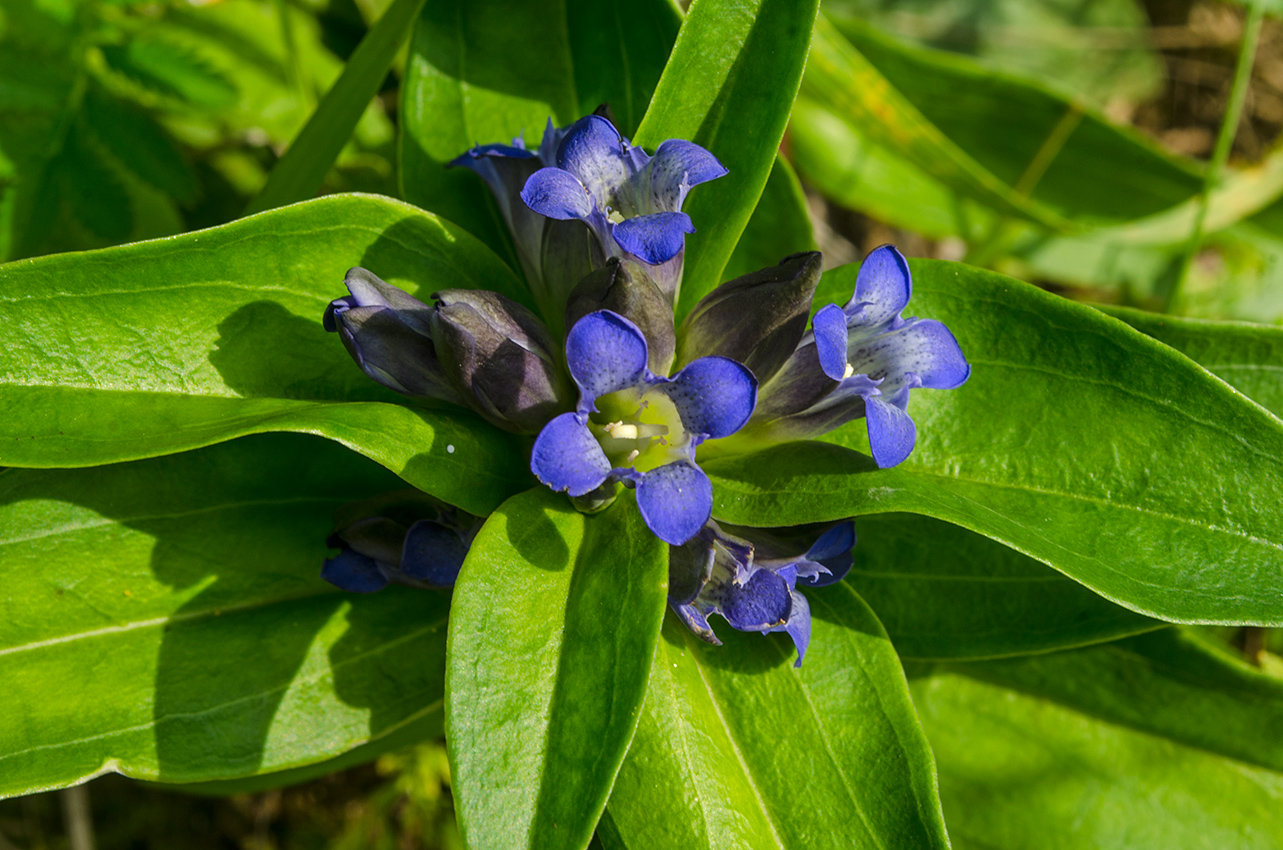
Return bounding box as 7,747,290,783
843,363,855,379
624,449,640,464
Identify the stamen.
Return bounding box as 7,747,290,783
843,362,855,379
624,449,640,464
604,420,668,440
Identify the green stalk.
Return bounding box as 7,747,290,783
244,0,428,216
1166,0,1265,313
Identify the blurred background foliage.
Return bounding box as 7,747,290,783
3,0,1282,845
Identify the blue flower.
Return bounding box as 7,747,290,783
322,490,483,593
668,520,856,667
453,113,726,322
729,245,970,468
530,310,757,545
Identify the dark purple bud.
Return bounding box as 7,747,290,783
322,489,482,592
430,289,575,434
324,268,462,404
565,259,676,375
676,252,824,383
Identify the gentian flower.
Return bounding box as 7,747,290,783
668,520,856,667
530,310,757,546
708,245,970,468
322,490,483,593
324,267,573,434
453,112,726,326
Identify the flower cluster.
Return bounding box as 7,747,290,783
321,110,970,662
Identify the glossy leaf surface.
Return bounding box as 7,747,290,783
399,0,680,267
721,155,817,282
0,194,530,516
0,434,446,797
954,627,1283,773
914,670,1283,849
607,583,950,850
705,259,1283,624
851,513,1158,660
635,0,820,318
447,488,668,850
1105,306,1283,419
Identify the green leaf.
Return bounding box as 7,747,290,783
802,17,1069,231
634,0,820,319
100,36,238,109
704,259,1283,624
57,126,133,243
446,487,668,850
1102,306,1283,420
0,434,447,797
851,513,1159,660
819,14,1201,224
399,0,680,267
953,627,1283,774
82,89,197,204
607,583,950,849
913,669,1283,849
244,0,429,215
720,154,816,282
0,194,531,516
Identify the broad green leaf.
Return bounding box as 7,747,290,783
0,434,447,797
721,155,816,282
802,17,1068,231
447,488,668,850
1103,306,1283,420
912,670,1283,849
607,583,950,849
954,627,1283,773
823,0,1163,106
851,513,1158,660
245,0,429,215
100,36,238,109
82,88,197,204
823,14,1202,224
0,193,531,517
399,0,680,267
704,259,1283,624
635,0,820,319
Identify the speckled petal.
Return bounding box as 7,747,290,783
845,244,912,327
321,549,390,594
565,310,651,406
531,412,613,497
636,460,713,546
663,356,757,439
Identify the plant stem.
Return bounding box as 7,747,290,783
1165,0,1265,313
60,785,96,850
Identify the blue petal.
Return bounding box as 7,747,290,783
767,591,812,667
673,601,722,645
849,318,971,392
449,142,535,169
611,211,695,265
556,114,632,206
521,167,595,220
807,520,856,561
643,139,728,211
721,569,793,631
801,521,856,588
865,392,917,468
321,549,389,593
813,303,850,381
636,460,713,545
400,520,469,587
531,412,612,497
846,245,912,327
565,310,650,405
663,356,758,440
